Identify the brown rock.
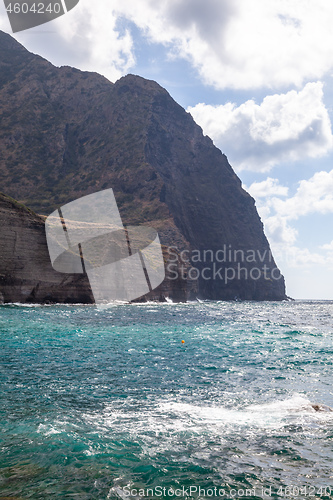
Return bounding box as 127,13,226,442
0,31,286,301
0,192,93,303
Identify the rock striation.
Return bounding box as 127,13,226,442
0,31,286,302
0,192,93,303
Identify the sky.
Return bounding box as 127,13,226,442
1,0,333,300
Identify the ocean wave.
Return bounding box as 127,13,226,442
79,393,333,450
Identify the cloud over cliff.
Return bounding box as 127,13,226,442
189,83,333,172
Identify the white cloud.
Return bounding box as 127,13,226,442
321,240,333,251
189,82,333,172
3,0,333,90
242,172,333,296
269,170,333,220
0,6,10,31
113,0,333,90
274,245,328,267
248,170,333,272
246,178,288,198
1,2,135,83
263,215,298,246
60,4,136,80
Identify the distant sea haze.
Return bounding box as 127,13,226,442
0,300,332,498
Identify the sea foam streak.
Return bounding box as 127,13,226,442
81,394,333,446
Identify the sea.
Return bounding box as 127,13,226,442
0,301,332,499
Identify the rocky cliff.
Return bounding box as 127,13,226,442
0,31,286,302
0,192,189,303
0,192,93,303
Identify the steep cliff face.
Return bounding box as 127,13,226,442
0,192,191,304
0,193,93,303
0,31,286,301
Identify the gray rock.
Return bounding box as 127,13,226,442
0,193,93,304
0,31,287,301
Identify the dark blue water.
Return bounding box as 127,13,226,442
0,301,332,499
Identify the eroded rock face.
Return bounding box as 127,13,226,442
0,31,286,301
0,193,94,303
0,193,191,303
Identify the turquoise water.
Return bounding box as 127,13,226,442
0,301,333,499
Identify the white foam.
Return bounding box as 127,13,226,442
247,394,323,413
160,394,333,429
4,302,44,307
37,423,62,436
81,394,333,459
